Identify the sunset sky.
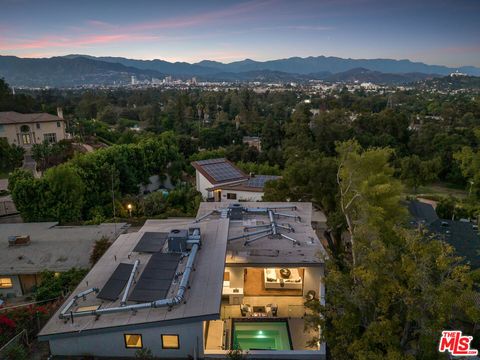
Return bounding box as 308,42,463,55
0,0,479,67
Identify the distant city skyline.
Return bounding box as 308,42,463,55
0,0,479,67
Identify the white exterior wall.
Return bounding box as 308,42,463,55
48,321,204,358
196,172,214,199
220,189,264,202
0,275,22,297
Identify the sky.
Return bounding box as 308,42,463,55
0,0,479,67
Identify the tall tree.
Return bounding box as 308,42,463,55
0,138,24,172
400,155,441,193
307,227,479,360
336,140,405,266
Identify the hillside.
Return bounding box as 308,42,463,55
1,54,478,87
0,56,165,87
69,54,480,77
415,75,480,91
324,68,439,85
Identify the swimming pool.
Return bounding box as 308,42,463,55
232,320,292,351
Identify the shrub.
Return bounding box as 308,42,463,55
135,348,154,359
90,236,112,265
34,268,88,302
5,343,28,360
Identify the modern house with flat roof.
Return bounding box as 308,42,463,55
191,158,279,202
0,222,126,298
39,202,326,359
0,109,68,149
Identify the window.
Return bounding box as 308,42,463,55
20,125,30,133
0,278,13,289
227,193,237,200
56,121,61,128
124,334,142,349
44,133,57,143
0,124,4,132
161,334,179,349
22,133,31,145
76,305,100,312
36,123,41,129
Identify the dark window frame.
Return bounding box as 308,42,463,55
227,193,237,200
161,334,180,349
124,333,143,349
43,133,57,143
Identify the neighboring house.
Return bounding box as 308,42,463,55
409,200,480,268
39,202,327,359
0,109,67,149
0,222,127,298
191,158,279,202
242,136,262,151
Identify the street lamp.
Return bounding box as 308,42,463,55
127,203,132,217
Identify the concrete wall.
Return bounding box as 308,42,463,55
0,121,66,149
302,266,324,299
226,267,244,288
0,275,23,297
49,321,204,358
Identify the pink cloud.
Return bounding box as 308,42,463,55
82,0,276,34
0,0,277,54
125,0,277,32
0,33,160,51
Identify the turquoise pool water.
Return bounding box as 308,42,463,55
232,321,292,350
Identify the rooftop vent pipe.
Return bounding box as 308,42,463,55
59,229,200,320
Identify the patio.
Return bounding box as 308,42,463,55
204,316,319,352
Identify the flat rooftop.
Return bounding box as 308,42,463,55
197,202,327,266
0,222,126,275
39,218,229,339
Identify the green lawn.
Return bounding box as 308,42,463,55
404,182,468,200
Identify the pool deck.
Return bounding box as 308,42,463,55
205,299,318,352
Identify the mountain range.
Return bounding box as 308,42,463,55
0,54,479,87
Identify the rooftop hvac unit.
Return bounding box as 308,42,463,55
168,229,188,253
229,203,243,220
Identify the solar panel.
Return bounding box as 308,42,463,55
97,263,134,301
128,253,181,302
245,175,279,188
133,232,168,253
203,162,245,182
195,158,224,165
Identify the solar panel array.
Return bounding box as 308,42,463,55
245,175,280,188
194,158,224,165
203,162,245,182
97,263,134,301
128,253,181,302
133,232,168,253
